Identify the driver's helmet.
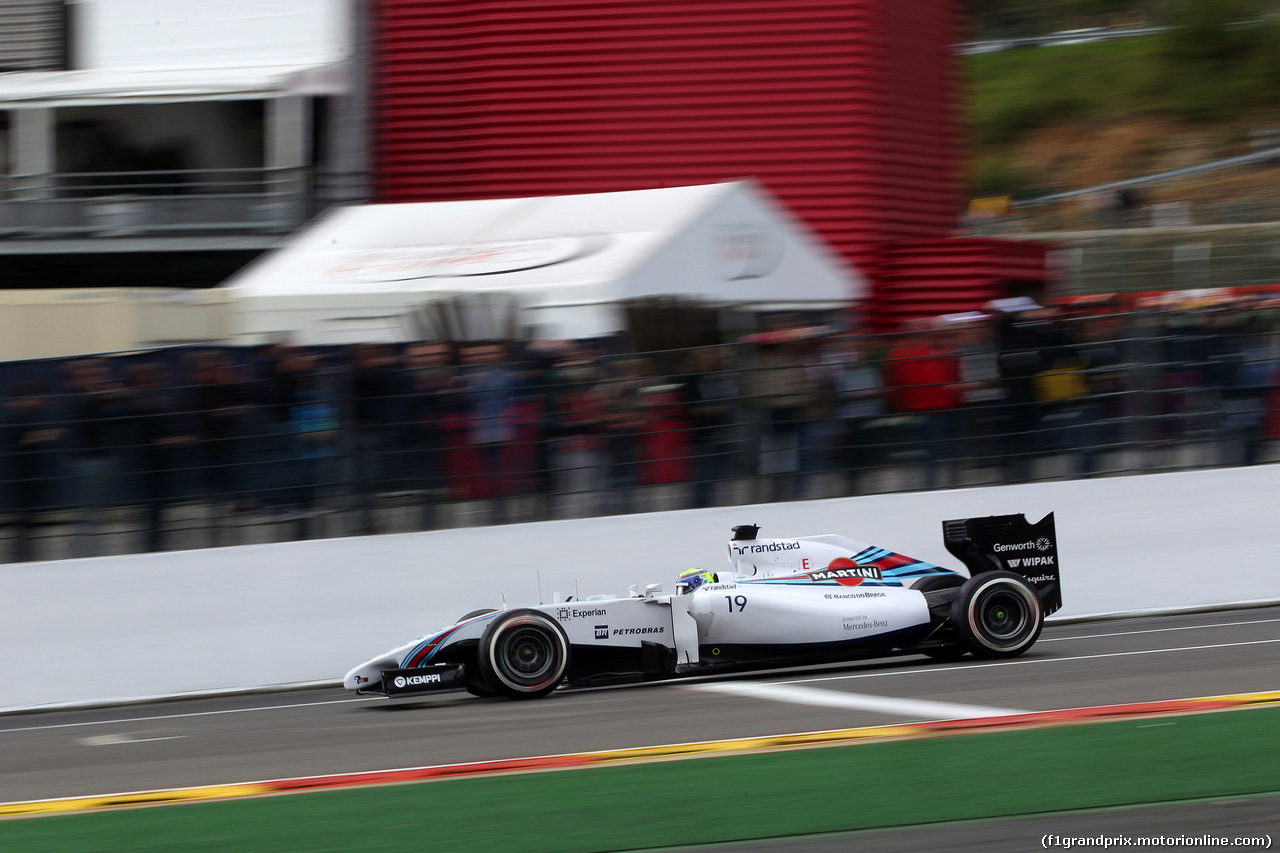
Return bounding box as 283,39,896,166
676,567,716,594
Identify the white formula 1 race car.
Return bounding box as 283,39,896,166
344,513,1061,700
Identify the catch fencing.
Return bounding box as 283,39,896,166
0,306,1277,563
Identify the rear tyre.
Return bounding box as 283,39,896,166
913,574,965,593
916,574,968,660
950,571,1043,659
476,609,570,700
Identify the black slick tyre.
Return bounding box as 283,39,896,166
460,607,499,696
458,610,501,696
476,609,570,700
915,574,968,660
913,574,965,593
464,673,499,698
949,570,1043,659
457,608,497,623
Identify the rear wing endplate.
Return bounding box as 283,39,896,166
943,512,1062,616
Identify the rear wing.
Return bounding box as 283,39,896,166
943,513,1061,616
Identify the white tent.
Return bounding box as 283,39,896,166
221,180,864,343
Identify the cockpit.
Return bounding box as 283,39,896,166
675,567,716,594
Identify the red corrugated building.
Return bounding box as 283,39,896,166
370,0,1046,330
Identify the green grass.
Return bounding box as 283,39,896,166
968,33,1280,144
5,706,1280,853
969,38,1169,146
966,30,1280,196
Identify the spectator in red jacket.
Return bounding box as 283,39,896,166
882,320,963,488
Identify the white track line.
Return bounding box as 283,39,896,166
774,638,1280,687
1040,616,1280,643
684,682,1024,718
79,734,186,747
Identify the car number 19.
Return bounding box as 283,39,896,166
725,595,748,612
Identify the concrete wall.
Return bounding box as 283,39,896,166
0,289,229,360
76,0,351,70
4,464,1279,713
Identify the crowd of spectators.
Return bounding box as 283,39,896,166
1,299,1277,562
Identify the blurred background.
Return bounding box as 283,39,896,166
1,0,1278,563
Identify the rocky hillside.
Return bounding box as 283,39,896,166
967,9,1280,206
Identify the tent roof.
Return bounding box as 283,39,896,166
222,180,863,340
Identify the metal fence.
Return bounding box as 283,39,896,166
967,200,1280,237
1,308,1277,563
0,167,308,237
1052,240,1280,294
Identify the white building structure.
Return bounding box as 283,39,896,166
0,0,364,290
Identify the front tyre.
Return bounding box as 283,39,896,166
464,674,499,698
950,571,1043,659
476,609,571,700
457,608,498,623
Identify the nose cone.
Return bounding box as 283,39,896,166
344,664,380,691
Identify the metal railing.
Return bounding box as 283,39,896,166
1,310,1276,563
966,146,1280,237
966,199,1280,237
0,167,309,237
1052,241,1280,295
